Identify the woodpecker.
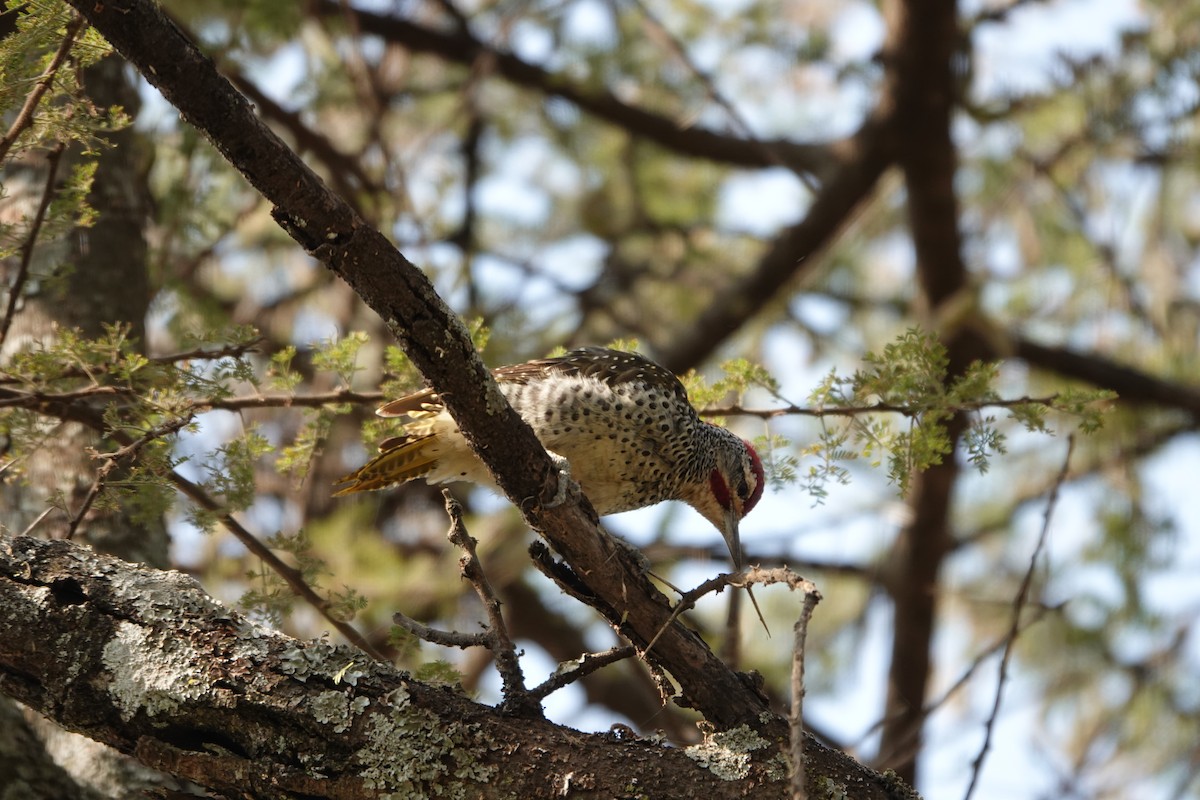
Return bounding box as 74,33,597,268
334,347,765,567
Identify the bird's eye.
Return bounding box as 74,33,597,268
737,477,750,499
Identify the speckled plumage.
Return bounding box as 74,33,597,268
334,347,764,565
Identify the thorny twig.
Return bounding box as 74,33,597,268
962,435,1074,800
721,567,824,798
642,570,737,656
398,491,542,718
677,565,824,796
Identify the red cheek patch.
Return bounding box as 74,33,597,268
709,469,731,510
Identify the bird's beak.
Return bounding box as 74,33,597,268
723,505,742,571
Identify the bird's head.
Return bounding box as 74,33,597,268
686,430,765,570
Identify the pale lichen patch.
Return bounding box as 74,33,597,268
483,380,510,416
684,725,771,781
111,568,228,622
310,690,366,734
102,620,211,721
354,683,497,798
816,776,850,800
278,637,368,686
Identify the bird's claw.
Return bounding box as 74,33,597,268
543,452,577,509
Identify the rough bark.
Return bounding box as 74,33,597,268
0,533,916,800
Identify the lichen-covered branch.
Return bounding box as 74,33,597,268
0,533,911,800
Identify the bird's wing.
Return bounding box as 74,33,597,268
375,347,691,417
500,347,693,404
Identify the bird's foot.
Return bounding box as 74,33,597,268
543,452,577,509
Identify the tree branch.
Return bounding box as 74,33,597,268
1013,337,1200,420
304,0,833,177
5,533,889,799
877,0,977,785
656,112,894,373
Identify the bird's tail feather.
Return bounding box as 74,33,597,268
332,435,440,495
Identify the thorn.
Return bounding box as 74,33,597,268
746,584,770,637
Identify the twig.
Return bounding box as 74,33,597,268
0,143,66,349
0,384,132,409
0,384,381,413
624,0,817,191
391,611,488,648
0,14,86,163
18,506,56,537
790,580,821,800
0,375,393,664
529,645,637,701
198,389,383,411
962,435,1074,800
441,490,541,718
0,14,86,346
62,458,115,540
714,566,823,797
526,540,599,606
149,338,264,364
643,570,734,656
699,394,1067,420
860,599,1062,754
525,542,679,705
